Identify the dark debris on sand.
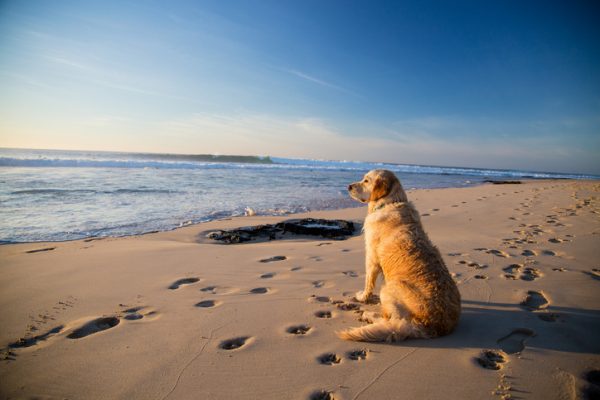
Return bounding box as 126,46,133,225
205,218,355,244
483,180,522,185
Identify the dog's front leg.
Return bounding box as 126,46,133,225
355,254,380,303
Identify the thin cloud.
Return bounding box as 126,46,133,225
285,68,362,97
45,56,91,71
43,55,189,99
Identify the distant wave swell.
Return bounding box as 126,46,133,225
0,148,597,180
0,157,271,170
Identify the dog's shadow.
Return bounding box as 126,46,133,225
404,299,600,355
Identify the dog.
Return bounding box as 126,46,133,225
338,169,461,342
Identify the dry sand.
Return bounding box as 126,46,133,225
1,180,599,400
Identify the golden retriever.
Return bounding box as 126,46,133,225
338,169,461,342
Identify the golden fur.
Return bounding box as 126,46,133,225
338,169,461,342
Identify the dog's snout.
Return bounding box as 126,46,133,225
348,184,353,191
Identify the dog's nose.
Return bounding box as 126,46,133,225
348,184,353,191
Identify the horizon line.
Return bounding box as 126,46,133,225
1,146,598,178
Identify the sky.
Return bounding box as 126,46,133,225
0,0,599,174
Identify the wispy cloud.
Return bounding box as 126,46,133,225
284,68,361,97
43,54,189,99
78,115,132,127
0,70,55,90
45,56,91,71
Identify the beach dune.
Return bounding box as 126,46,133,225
1,180,599,399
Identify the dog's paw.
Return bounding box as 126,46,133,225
354,291,371,303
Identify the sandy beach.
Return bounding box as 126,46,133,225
1,179,599,400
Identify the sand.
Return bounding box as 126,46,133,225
1,180,599,400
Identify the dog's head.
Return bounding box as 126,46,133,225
348,169,407,204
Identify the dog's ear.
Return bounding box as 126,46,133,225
369,176,389,202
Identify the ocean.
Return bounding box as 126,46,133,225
1,148,597,243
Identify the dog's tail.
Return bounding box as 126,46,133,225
337,318,426,342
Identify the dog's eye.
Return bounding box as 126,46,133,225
364,179,369,183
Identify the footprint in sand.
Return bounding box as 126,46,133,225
309,390,336,400
521,249,537,257
474,274,488,280
219,336,251,350
312,280,325,288
67,317,120,339
9,325,64,348
195,300,220,308
467,262,488,269
476,349,507,370
520,291,549,311
486,249,510,258
200,286,238,295
168,277,200,290
458,260,487,269
260,272,275,279
347,349,368,360
249,287,270,294
318,352,341,365
504,264,542,281
310,296,331,303
25,247,56,254
201,285,219,293
537,312,560,322
122,306,147,320
552,267,567,272
316,242,332,247
315,310,332,318
520,267,542,281
260,255,287,263
287,325,312,335
497,328,536,354
291,266,303,271
342,271,358,278
336,302,360,311
541,250,556,256
503,264,522,275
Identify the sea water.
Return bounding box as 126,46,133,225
0,148,596,243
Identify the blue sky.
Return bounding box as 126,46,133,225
0,0,598,174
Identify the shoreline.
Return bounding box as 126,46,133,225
1,179,599,399
2,178,589,247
